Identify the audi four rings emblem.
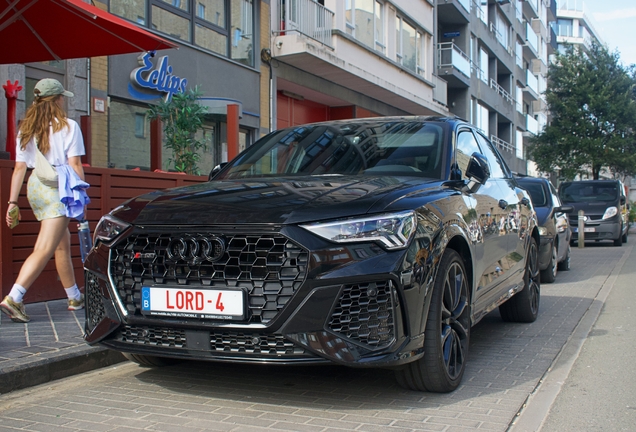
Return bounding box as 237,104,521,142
166,236,225,262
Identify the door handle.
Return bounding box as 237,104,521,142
499,199,508,210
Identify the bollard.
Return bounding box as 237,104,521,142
578,210,585,248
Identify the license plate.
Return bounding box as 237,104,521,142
584,227,595,232
141,287,244,320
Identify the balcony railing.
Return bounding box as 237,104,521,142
473,0,487,25
526,70,539,94
490,79,513,105
457,0,471,13
556,0,584,12
438,42,471,78
491,135,515,153
526,21,538,53
527,115,540,135
275,0,334,48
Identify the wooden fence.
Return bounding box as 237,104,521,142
0,161,206,303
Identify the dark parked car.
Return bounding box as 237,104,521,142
84,116,540,393
559,180,629,246
516,177,573,283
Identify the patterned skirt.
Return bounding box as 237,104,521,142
27,174,66,221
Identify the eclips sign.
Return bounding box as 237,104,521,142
129,52,187,101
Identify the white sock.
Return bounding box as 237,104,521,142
9,284,27,303
64,284,81,301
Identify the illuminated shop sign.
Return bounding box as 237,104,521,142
129,52,187,101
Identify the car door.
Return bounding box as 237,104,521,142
455,129,510,312
474,132,529,296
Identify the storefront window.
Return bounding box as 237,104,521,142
109,101,152,170
111,0,254,67
111,0,147,25
230,0,254,66
151,5,191,42
195,23,227,56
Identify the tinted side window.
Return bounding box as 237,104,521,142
456,131,482,180
475,133,506,179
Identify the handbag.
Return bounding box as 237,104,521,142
34,146,59,188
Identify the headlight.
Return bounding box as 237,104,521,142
602,206,618,220
93,214,131,244
538,226,548,236
300,210,417,250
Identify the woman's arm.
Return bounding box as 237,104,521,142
68,156,85,182
6,162,27,226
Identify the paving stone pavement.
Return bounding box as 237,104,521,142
0,237,631,431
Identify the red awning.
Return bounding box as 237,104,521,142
0,0,177,65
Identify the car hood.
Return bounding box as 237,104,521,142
112,175,448,226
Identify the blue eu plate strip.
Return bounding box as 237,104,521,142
141,287,151,311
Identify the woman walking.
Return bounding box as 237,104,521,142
1,78,86,323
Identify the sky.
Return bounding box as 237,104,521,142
584,0,636,67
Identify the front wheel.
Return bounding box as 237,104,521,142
394,249,470,393
540,243,557,283
614,226,624,246
500,237,540,323
557,244,571,271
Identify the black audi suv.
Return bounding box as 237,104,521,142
84,117,540,393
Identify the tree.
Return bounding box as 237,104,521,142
147,86,208,175
529,42,636,180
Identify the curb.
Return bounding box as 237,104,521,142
0,346,126,394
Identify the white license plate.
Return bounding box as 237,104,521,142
583,227,596,233
141,287,244,320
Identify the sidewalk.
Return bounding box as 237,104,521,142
0,300,124,394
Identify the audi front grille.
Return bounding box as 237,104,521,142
109,230,309,324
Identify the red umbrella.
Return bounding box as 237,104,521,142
0,0,177,64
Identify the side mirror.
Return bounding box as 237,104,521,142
208,163,228,181
555,205,574,214
620,196,626,205
464,153,490,193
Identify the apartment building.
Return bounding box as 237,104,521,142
269,0,449,128
554,0,602,51
437,0,556,175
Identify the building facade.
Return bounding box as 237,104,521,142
437,0,556,175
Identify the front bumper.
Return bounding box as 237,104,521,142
570,218,621,241
84,226,437,368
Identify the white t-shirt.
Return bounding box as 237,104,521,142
16,119,85,168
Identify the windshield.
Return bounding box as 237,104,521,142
559,182,619,203
519,181,547,207
215,120,445,180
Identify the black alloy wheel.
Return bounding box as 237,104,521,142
500,236,540,323
540,243,557,283
394,249,470,393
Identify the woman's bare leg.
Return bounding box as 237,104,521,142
15,216,70,290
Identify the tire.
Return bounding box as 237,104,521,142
500,237,540,323
557,244,571,271
123,353,179,367
540,243,557,283
394,249,470,393
622,229,628,243
614,228,623,247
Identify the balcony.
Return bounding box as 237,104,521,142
523,21,539,59
523,0,539,19
490,79,514,105
547,0,557,21
438,42,472,88
525,70,539,99
437,0,471,25
491,135,515,153
526,114,540,136
271,0,446,116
